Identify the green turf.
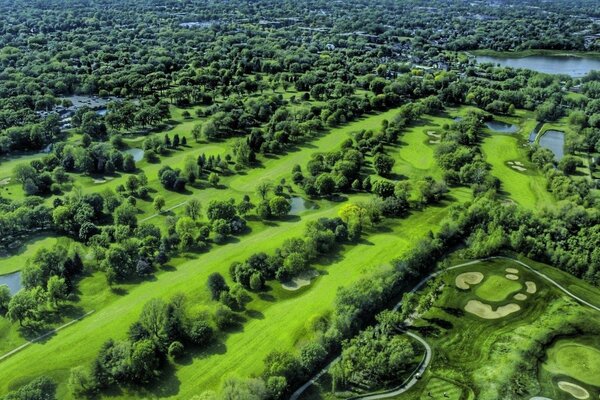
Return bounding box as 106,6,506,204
543,339,600,387
474,275,522,302
419,377,462,400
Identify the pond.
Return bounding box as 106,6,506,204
486,120,518,133
539,130,565,161
289,197,318,214
0,271,22,295
125,148,144,162
476,55,600,77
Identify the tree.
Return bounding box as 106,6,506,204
114,203,138,227
153,196,166,213
207,273,229,300
256,181,272,200
7,289,38,326
47,276,68,306
4,376,56,400
192,124,202,142
269,196,291,218
315,174,335,196
373,153,395,176
0,285,11,314
68,366,93,398
187,318,213,345
138,298,169,344
208,172,220,187
185,199,202,220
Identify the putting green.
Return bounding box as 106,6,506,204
475,275,522,302
544,341,600,387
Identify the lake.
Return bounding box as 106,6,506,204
0,271,22,294
539,130,565,161
289,197,318,214
125,148,144,162
486,120,518,133
476,55,600,77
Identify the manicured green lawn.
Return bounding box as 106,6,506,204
474,275,522,302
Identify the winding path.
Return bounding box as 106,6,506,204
290,257,600,400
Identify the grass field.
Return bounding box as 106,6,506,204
0,234,75,275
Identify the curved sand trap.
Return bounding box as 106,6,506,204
282,270,319,291
505,268,519,274
506,274,519,281
514,293,527,301
530,397,553,400
557,381,589,399
465,300,520,319
455,272,484,290
93,178,106,184
526,281,537,294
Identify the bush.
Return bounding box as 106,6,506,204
187,319,213,346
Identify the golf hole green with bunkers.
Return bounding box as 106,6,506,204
377,258,600,400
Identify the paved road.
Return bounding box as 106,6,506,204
290,257,600,400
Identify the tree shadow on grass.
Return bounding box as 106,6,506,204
411,324,441,338
245,309,265,320
110,286,128,296
441,306,465,318
259,292,276,302
423,317,453,330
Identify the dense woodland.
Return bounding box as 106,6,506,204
1,0,600,399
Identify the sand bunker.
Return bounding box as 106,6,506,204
455,272,484,290
464,300,520,319
282,270,319,291
429,139,440,144
514,293,527,301
93,179,106,184
507,161,528,172
557,381,589,399
506,274,519,281
0,178,10,186
426,131,441,138
505,268,519,274
526,281,537,294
